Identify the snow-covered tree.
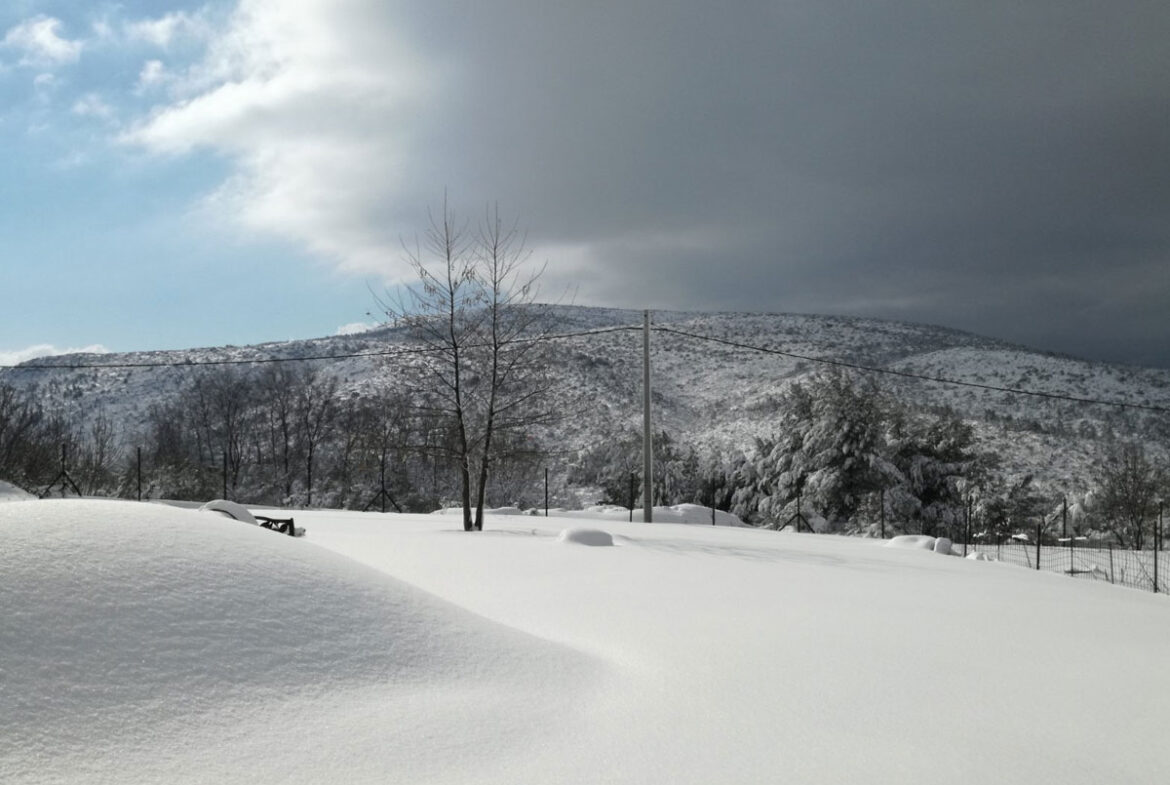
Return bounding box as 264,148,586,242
751,371,897,528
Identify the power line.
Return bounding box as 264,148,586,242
652,325,1170,415
2,318,1164,415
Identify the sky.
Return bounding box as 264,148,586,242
1,0,1168,367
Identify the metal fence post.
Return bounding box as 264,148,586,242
544,468,549,517
1108,544,1115,584
1155,514,1160,594
628,472,635,523
136,447,142,502
1035,522,1041,571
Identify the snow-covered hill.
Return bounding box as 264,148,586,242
4,306,1167,501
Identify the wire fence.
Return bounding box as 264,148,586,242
961,539,1167,594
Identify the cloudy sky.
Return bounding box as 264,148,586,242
1,0,1167,367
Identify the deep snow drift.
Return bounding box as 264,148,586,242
3,500,1169,784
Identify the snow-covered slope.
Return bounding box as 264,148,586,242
3,499,1168,784
0,500,594,784
3,306,1167,497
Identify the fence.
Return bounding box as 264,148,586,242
964,539,1167,594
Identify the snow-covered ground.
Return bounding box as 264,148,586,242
3,499,1169,784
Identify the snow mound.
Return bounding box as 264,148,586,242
557,527,614,546
967,551,996,561
886,534,957,555
0,500,592,779
199,497,258,524
575,503,745,526
0,479,33,502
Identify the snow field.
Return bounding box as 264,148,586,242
0,501,599,784
3,499,1169,783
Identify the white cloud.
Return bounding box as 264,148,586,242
122,0,432,279
136,59,169,91
72,93,115,120
2,15,83,67
124,10,213,48
0,344,109,366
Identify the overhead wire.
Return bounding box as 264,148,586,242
650,325,1170,415
1,318,1164,414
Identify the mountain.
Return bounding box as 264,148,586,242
4,306,1168,505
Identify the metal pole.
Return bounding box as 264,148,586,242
544,468,549,517
1062,498,1067,539
1108,544,1115,584
380,458,386,513
642,310,653,523
1035,522,1041,571
222,450,228,501
629,472,635,523
711,483,716,526
880,488,885,539
1155,509,1160,594
963,498,969,557
136,447,142,502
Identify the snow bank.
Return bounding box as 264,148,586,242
198,498,258,524
0,479,33,502
432,503,744,526
886,534,957,555
557,527,614,546
0,500,595,784
573,503,745,526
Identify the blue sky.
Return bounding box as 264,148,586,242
0,2,376,362
2,1,1168,367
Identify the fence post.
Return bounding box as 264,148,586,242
379,459,387,513
1035,522,1041,571
628,472,635,523
880,488,885,539
544,468,549,517
222,450,227,501
1155,513,1160,594
136,447,142,502
1108,544,1115,584
962,499,969,557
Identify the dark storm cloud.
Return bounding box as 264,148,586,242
390,1,1170,366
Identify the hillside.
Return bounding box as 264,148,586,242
4,306,1168,507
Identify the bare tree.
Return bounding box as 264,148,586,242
1096,443,1163,549
377,196,479,530
377,198,556,530
468,204,556,528
295,368,338,507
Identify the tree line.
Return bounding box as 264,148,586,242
570,370,1169,548
0,363,546,511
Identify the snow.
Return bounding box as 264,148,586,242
557,527,614,546
198,498,259,523
560,502,745,526
4,499,1170,784
0,480,33,502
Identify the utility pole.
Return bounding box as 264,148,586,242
642,309,653,523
